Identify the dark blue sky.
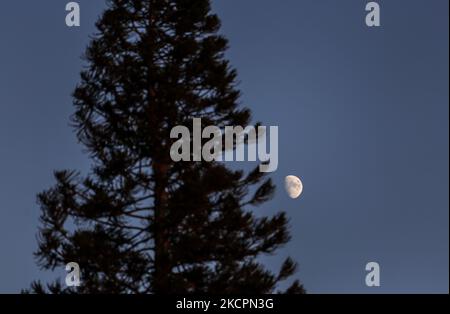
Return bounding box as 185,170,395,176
0,0,448,293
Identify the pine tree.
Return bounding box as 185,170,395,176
30,0,305,294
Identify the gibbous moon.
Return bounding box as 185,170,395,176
285,175,303,199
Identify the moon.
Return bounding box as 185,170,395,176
285,175,303,199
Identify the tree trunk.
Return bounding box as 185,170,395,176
153,161,170,294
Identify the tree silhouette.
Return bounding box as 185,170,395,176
29,0,305,294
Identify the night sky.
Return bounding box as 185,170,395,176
0,0,448,293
